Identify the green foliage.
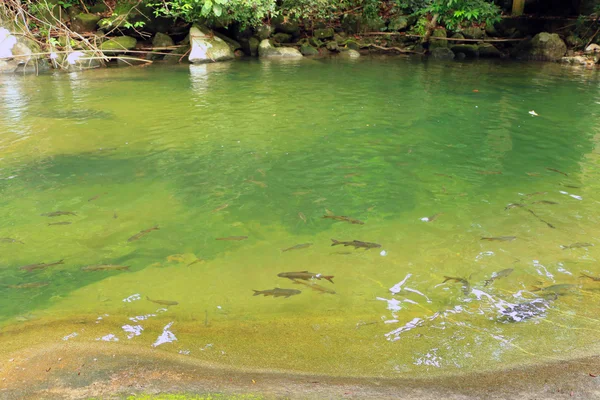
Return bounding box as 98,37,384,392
423,0,501,29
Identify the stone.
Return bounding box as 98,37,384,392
272,33,292,43
163,45,189,63
314,28,334,39
100,36,137,52
451,33,465,40
309,37,323,48
71,13,100,33
326,41,339,52
258,39,303,58
451,44,479,58
65,50,103,70
362,17,386,32
300,44,319,56
255,25,272,40
561,55,589,65
485,23,498,37
388,16,409,31
0,27,17,59
429,28,447,49
526,32,567,61
455,52,466,60
339,49,360,58
478,43,502,58
461,26,485,39
212,31,241,51
585,43,600,53
188,25,234,63
345,40,360,51
430,47,455,60
152,33,174,48
334,33,346,44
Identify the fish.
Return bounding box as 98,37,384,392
41,211,77,217
88,192,107,202
421,212,442,222
313,198,327,203
19,259,64,272
505,203,525,210
525,191,548,197
481,236,516,242
323,215,365,225
257,169,266,177
434,173,453,179
212,204,229,213
344,173,360,178
292,279,336,294
292,191,311,196
531,200,558,205
48,221,72,226
330,239,381,250
325,209,334,216
580,273,600,282
216,236,248,241
81,265,129,271
443,276,471,295
526,172,540,177
4,282,49,289
278,271,334,283
298,212,307,223
477,171,502,175
561,243,593,250
546,167,568,177
127,226,159,242
252,288,301,298
561,184,580,189
484,268,513,286
345,182,367,187
531,284,578,294
187,258,204,266
0,237,24,244
245,179,267,188
146,296,178,306
526,209,555,229
282,243,313,252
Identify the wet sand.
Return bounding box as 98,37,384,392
2,341,600,399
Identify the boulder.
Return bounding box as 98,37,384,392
339,49,360,58
300,44,319,56
255,25,272,40
344,39,360,50
64,50,103,70
388,16,409,31
478,43,502,58
334,33,346,44
326,41,339,52
153,33,174,48
258,39,303,58
100,36,137,52
0,27,17,59
272,33,292,43
461,26,485,39
212,31,241,51
188,25,234,63
362,17,386,32
309,37,323,48
451,44,479,58
430,47,455,60
525,32,567,61
314,28,334,39
561,55,589,65
429,28,447,49
71,13,100,33
585,43,600,53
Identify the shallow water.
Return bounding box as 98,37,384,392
1,58,600,378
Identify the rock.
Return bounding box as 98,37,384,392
314,28,334,39
485,23,498,37
101,36,137,52
345,40,360,50
234,49,244,57
451,44,479,58
300,44,319,56
255,25,272,40
163,45,189,63
272,33,292,43
451,33,465,40
153,33,174,48
188,25,234,63
334,33,346,44
309,37,323,48
212,31,241,51
455,52,466,60
339,49,360,58
561,55,589,65
461,26,485,39
585,43,600,53
430,47,455,60
71,13,101,33
241,36,260,56
526,32,567,61
429,28,447,49
326,41,339,52
478,43,502,58
0,27,17,59
362,17,386,32
388,16,409,31
258,39,302,58
65,50,103,70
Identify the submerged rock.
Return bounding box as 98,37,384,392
451,44,479,58
478,43,502,58
430,47,455,60
300,44,319,56
258,39,303,58
71,13,100,33
101,36,137,52
188,25,234,63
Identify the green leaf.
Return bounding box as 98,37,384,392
213,3,222,16
201,0,212,15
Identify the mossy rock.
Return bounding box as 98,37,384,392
241,36,260,56
309,37,323,48
300,44,319,56
339,49,360,58
272,16,300,35
344,39,360,50
255,24,272,40
101,36,137,52
461,26,485,39
478,43,502,58
429,28,447,49
388,16,409,31
153,32,174,48
362,16,386,32
272,33,292,43
314,28,334,39
450,44,479,58
430,47,455,60
258,39,303,58
71,13,100,33
326,41,339,52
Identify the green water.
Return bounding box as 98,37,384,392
1,58,600,379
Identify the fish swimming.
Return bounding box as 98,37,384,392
525,192,547,197
477,171,502,175
19,259,64,272
81,265,129,271
421,212,442,222
0,237,24,244
128,226,159,242
5,282,49,289
278,271,334,283
481,236,516,242
216,236,248,241
146,296,178,306
331,239,381,250
546,168,568,177
245,179,267,188
282,243,313,252
292,279,336,294
323,215,365,225
531,284,578,295
212,204,229,213
187,258,204,266
484,268,513,286
505,203,525,211
298,212,307,223
561,243,593,250
580,273,600,282
88,192,107,202
526,208,555,229
41,211,77,217
443,276,471,295
531,200,558,205
48,221,72,226
252,288,301,298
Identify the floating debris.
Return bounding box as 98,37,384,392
152,322,177,347
48,221,72,226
